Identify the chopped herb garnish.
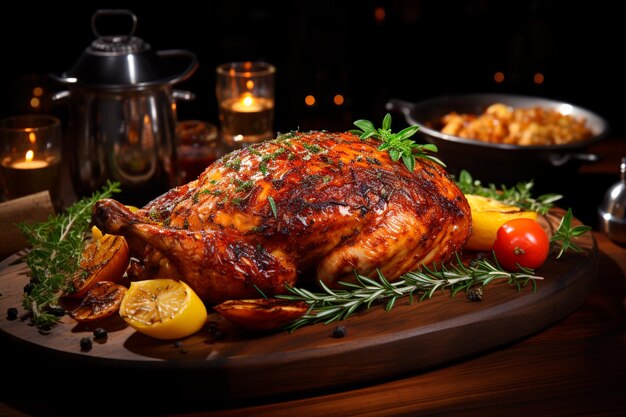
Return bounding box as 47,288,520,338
261,148,286,162
276,131,299,140
302,143,323,154
225,157,242,171
234,179,254,192
268,196,278,218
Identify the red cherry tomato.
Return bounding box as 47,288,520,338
492,218,549,271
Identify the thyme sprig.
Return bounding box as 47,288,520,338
551,208,592,259
455,169,561,215
17,181,121,327
278,254,541,332
349,113,445,171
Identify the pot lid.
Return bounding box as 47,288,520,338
53,9,198,90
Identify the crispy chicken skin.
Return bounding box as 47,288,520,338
93,131,471,304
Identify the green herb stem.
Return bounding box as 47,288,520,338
17,181,121,327
455,169,561,215
278,254,541,332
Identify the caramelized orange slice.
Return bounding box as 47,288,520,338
65,234,130,298
213,298,309,332
70,281,128,322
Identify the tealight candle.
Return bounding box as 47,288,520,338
1,151,60,201
10,150,49,169
230,94,265,113
216,61,276,149
0,115,62,203
11,160,48,169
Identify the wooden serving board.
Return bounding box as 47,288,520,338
0,211,597,402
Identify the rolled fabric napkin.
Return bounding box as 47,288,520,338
0,191,55,259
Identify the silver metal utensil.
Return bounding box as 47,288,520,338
598,157,626,244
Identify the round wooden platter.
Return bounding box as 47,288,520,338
0,211,597,402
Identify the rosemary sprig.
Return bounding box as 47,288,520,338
17,181,121,327
277,254,541,332
349,113,444,171
455,169,561,215
551,208,592,259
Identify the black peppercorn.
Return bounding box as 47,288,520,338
331,325,347,338
93,328,108,340
23,282,34,294
80,337,92,351
467,286,484,302
50,306,66,317
6,307,18,320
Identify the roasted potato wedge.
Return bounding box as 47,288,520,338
213,298,309,332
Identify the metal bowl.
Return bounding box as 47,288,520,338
386,94,609,191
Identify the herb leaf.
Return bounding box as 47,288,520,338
456,169,561,215
349,113,444,171
17,181,121,328
267,196,278,219
551,208,592,259
278,253,541,332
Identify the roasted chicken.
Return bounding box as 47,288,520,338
93,131,472,304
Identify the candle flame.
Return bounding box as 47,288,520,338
246,80,255,89
25,150,34,162
29,132,36,143
243,95,254,107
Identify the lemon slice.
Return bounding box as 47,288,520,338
119,279,208,340
464,194,538,251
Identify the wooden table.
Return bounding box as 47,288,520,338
1,139,625,417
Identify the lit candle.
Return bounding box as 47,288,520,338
0,150,60,200
230,93,265,113
10,150,49,169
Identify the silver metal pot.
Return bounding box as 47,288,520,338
386,95,609,194
51,9,198,206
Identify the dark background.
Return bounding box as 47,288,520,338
1,0,624,135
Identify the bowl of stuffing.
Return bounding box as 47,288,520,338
386,94,609,191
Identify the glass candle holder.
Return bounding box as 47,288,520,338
0,115,62,203
216,61,276,149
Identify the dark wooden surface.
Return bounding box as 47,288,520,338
0,212,598,404
0,138,624,417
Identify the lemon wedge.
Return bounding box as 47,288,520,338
91,225,104,240
119,279,208,340
464,194,538,251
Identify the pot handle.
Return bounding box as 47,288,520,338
385,98,418,125
51,90,71,102
172,90,196,101
156,49,199,85
546,152,601,167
